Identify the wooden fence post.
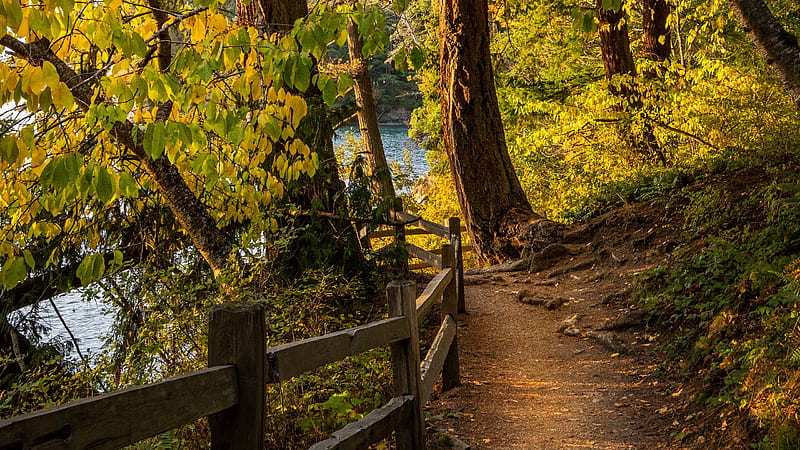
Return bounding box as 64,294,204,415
208,302,267,449
393,198,408,273
441,244,461,391
387,281,424,449
448,217,466,313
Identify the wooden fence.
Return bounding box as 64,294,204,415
363,209,468,313
0,215,464,449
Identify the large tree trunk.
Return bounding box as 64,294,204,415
597,0,667,164
642,0,671,63
347,19,396,200
236,0,306,33
728,0,800,111
439,0,549,263
640,0,671,162
597,0,637,94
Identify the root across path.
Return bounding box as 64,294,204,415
426,207,686,449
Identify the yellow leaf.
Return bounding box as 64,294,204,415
24,67,46,96
207,14,227,35
17,8,30,37
190,16,206,40
30,145,46,167
41,61,59,86
53,82,75,109
189,85,206,104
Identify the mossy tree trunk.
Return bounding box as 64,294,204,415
597,0,638,99
238,0,363,273
439,0,549,264
597,0,666,164
641,0,671,162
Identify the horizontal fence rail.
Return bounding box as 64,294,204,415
416,268,453,323
308,395,414,450
0,366,238,449
0,213,465,450
420,316,458,404
266,317,410,383
407,242,443,270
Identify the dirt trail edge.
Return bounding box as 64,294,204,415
426,206,685,449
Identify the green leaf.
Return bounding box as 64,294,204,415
143,122,166,159
410,46,426,70
582,13,597,33
130,33,147,58
321,77,336,106
0,136,18,163
94,165,114,203
337,74,355,95
76,253,105,285
292,54,312,92
23,249,35,269
391,0,409,14
118,171,138,198
29,9,52,39
112,249,124,266
263,116,281,141
2,257,27,288
228,123,244,146
5,0,22,31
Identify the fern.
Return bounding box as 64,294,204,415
789,346,800,365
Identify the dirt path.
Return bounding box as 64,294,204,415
426,208,685,449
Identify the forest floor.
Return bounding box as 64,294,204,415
424,203,696,449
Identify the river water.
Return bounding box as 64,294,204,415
10,126,426,361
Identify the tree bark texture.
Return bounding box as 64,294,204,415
728,0,800,112
346,19,396,200
642,0,671,63
439,0,545,263
640,0,671,164
236,0,307,33
597,1,637,85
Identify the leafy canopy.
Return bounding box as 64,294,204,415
0,0,410,288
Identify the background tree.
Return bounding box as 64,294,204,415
347,12,396,200
642,0,671,63
727,0,800,112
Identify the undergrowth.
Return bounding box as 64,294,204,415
634,155,800,448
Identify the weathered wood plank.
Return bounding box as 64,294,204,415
0,366,237,449
308,395,413,450
368,227,430,239
448,217,466,314
266,317,410,383
407,243,442,270
430,245,473,255
395,211,450,238
388,281,425,449
208,302,266,449
415,268,453,324
419,316,457,404
440,244,461,390
408,262,433,270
